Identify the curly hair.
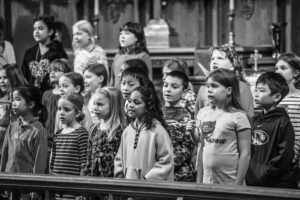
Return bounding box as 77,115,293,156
210,44,246,82
118,22,149,54
131,83,165,130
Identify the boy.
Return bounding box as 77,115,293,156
246,72,295,188
162,71,195,182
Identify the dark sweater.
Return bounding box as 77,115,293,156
246,107,295,188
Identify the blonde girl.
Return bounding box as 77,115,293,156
72,20,108,76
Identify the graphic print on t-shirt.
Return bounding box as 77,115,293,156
252,129,269,145
202,121,216,139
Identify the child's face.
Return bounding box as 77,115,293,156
93,93,110,121
49,67,65,84
83,70,102,94
57,98,78,126
73,27,91,48
127,90,146,120
210,50,233,71
117,63,129,83
254,83,278,109
59,76,80,96
0,70,11,93
275,60,296,84
12,91,30,116
163,76,185,107
33,20,52,43
119,30,137,48
121,75,141,100
206,77,231,107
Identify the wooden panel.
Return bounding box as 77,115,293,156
162,0,205,47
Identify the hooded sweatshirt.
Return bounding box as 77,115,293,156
246,107,295,188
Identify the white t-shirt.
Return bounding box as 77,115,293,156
196,106,251,185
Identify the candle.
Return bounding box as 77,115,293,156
94,0,99,16
229,0,234,10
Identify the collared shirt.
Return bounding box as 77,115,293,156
0,117,48,174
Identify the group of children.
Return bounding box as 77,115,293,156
0,14,299,199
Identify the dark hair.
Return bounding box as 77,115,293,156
210,44,246,82
124,59,149,75
83,64,108,87
207,68,242,112
277,53,300,89
63,72,84,93
60,93,85,122
131,82,165,130
256,72,289,104
50,59,71,73
121,66,151,87
163,58,189,76
119,21,149,54
2,64,28,91
33,15,56,41
164,71,189,90
14,85,47,123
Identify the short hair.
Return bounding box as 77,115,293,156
83,63,108,87
256,72,289,103
121,66,151,87
50,59,71,73
164,70,189,90
62,72,84,93
124,59,149,75
163,58,189,76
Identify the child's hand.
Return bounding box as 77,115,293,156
186,120,195,132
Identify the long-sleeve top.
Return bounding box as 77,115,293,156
163,106,196,182
0,117,48,174
0,40,16,66
85,123,123,177
246,107,295,188
50,127,89,176
114,119,174,181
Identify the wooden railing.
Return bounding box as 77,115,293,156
0,173,299,200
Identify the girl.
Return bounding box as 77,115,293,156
0,64,28,158
50,93,88,199
85,87,126,177
73,20,108,76
162,58,196,117
196,68,251,185
42,59,71,148
0,16,16,66
111,22,152,88
83,63,108,123
195,44,254,118
21,15,68,93
0,85,48,199
275,53,300,188
114,83,174,181
55,72,92,133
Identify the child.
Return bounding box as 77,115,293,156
111,22,152,88
0,64,28,158
83,63,108,123
42,59,71,148
21,15,68,93
163,71,195,182
54,72,92,133
0,17,16,66
275,53,300,187
85,87,126,177
196,68,251,185
50,93,88,199
114,84,174,181
1,85,48,199
162,58,196,117
72,20,108,76
246,72,294,188
195,44,254,118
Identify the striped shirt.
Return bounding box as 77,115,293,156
50,127,89,176
279,94,300,166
